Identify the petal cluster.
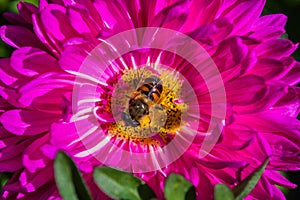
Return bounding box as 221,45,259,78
0,0,299,199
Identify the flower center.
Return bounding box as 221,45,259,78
109,67,187,146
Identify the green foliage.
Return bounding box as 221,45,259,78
23,0,39,6
0,0,9,13
0,173,12,192
214,184,234,200
54,151,92,200
214,158,269,200
94,167,156,200
138,184,157,200
164,174,196,200
232,158,270,200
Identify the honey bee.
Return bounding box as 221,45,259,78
122,76,163,127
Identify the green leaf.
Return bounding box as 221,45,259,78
93,167,142,200
214,184,234,200
280,33,289,39
138,184,157,200
185,185,196,200
0,0,9,12
232,157,270,200
54,151,92,200
164,174,195,200
7,0,18,13
23,0,39,6
0,173,12,192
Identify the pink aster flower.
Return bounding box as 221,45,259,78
0,0,300,199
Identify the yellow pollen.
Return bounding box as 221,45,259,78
109,68,187,146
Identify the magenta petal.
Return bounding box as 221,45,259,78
0,0,299,199
248,59,287,80
218,0,265,34
0,81,24,108
255,39,297,59
275,86,300,111
59,45,90,71
0,155,23,172
0,58,28,88
10,47,60,77
2,12,29,26
17,73,73,112
40,4,79,41
254,14,287,29
182,0,222,31
225,75,266,105
93,0,134,32
213,37,249,72
265,171,297,188
150,1,190,30
250,14,287,40
0,137,32,162
23,134,50,173
234,83,287,114
67,6,100,36
17,2,38,24
0,25,44,49
189,17,233,46
197,159,248,169
0,110,59,136
49,122,80,150
282,61,300,85
18,165,53,192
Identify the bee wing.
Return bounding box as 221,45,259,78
133,66,149,89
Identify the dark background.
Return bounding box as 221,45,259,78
0,0,299,199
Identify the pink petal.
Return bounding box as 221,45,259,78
255,39,297,59
59,44,90,71
0,137,33,161
49,122,79,150
182,0,222,32
2,12,29,26
17,2,38,24
0,82,23,108
212,37,257,82
10,47,61,77
0,109,60,136
234,82,286,114
0,25,44,49
150,0,190,30
17,73,73,113
218,0,265,34
0,58,28,88
40,4,79,42
23,134,50,173
32,14,61,57
265,171,297,188
189,17,233,46
93,0,134,32
250,14,287,40
18,165,53,192
225,75,267,105
275,86,300,116
282,61,300,85
197,159,248,169
0,155,23,172
248,59,285,80
67,7,99,35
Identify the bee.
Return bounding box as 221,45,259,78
122,76,163,127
